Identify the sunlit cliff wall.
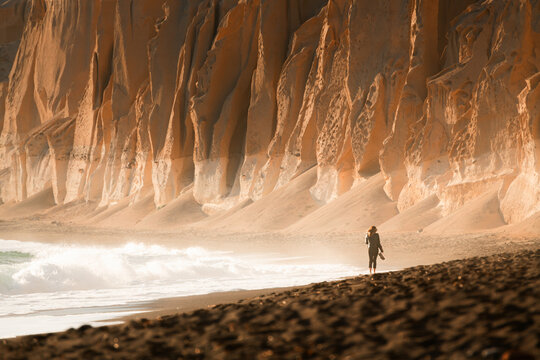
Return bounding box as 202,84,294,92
0,0,538,224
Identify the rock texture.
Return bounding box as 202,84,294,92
0,0,538,228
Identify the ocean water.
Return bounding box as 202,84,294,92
0,239,361,338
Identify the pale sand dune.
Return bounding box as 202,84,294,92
379,194,442,233
0,169,534,238
81,189,157,227
286,173,397,233
191,198,253,227
424,189,506,234
0,172,534,238
0,187,55,220
95,193,157,228
82,198,133,225
39,199,99,221
198,167,319,232
135,189,207,229
499,211,540,236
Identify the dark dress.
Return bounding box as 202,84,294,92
365,232,383,269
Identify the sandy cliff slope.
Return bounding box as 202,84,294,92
0,0,538,234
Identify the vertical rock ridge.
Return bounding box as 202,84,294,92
0,0,538,226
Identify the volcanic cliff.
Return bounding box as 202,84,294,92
0,0,538,233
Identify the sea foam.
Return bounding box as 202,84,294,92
0,239,361,337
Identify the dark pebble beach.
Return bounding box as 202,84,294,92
1,249,538,360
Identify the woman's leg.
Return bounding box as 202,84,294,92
369,251,377,274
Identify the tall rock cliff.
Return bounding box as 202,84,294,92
0,0,538,228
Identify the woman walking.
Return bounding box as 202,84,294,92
365,225,384,275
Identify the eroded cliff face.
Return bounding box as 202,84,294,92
0,0,538,226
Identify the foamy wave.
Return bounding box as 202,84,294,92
0,240,359,295
0,239,362,336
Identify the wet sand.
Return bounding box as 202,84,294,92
1,249,538,360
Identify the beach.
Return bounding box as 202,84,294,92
1,248,538,359
1,0,539,357
0,219,538,358
0,223,362,339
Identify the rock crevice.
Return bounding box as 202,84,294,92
0,0,538,226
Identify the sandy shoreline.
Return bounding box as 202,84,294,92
1,218,537,265
1,248,538,359
115,286,304,324
1,220,539,358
